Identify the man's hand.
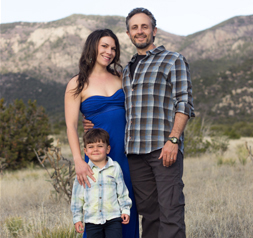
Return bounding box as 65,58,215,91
82,115,94,133
158,141,178,167
75,159,96,188
121,214,130,224
74,221,84,233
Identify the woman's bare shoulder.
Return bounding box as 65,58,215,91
66,75,79,90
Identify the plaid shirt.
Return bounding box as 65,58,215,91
71,157,132,225
123,45,195,155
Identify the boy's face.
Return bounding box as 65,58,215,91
84,141,110,164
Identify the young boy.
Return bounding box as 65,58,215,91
71,128,132,238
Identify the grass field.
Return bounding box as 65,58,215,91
1,138,253,237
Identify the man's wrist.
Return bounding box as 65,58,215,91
168,136,179,144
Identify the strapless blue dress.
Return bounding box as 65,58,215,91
80,88,139,238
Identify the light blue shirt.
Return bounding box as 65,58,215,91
71,156,132,224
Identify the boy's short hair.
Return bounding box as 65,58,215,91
83,128,110,147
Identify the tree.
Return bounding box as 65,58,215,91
0,98,53,170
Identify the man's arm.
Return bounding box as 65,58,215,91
159,55,194,167
158,112,188,167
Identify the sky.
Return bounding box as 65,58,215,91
1,0,253,36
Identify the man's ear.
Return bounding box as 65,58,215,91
84,148,87,155
126,30,131,39
153,27,157,38
107,145,111,154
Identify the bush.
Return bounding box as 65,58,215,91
236,144,249,165
184,117,228,157
0,98,53,170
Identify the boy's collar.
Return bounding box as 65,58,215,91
88,156,114,169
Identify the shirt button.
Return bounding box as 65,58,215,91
100,210,102,212
99,197,102,199
100,184,102,186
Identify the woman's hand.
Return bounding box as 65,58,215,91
75,158,96,188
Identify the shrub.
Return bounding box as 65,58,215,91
4,216,24,237
236,144,249,165
184,117,228,157
34,143,76,203
0,98,53,170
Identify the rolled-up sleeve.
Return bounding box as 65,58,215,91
71,177,85,224
173,55,195,118
115,163,132,216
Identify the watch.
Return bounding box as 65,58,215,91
168,137,179,144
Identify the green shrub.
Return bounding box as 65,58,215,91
184,117,228,157
236,144,248,165
4,216,24,237
217,157,236,166
34,226,82,238
0,98,53,170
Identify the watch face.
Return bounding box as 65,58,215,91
169,137,178,144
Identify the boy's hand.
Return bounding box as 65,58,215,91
121,214,130,224
74,221,84,233
82,115,94,133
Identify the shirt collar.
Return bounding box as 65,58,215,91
88,156,115,170
129,45,165,64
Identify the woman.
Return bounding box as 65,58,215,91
65,29,139,238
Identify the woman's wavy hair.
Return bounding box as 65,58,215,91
73,29,122,97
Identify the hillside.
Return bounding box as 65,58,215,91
0,14,253,123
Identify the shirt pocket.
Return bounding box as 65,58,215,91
105,175,116,185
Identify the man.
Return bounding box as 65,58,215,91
83,8,194,238
122,8,194,238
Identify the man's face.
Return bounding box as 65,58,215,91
127,13,157,50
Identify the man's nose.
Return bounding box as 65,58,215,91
137,27,143,34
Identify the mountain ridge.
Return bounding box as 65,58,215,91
1,14,253,123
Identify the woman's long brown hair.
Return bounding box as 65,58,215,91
73,29,123,97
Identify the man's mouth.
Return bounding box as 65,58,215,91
135,34,146,39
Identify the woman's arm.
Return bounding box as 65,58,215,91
65,77,95,187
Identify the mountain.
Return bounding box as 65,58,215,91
1,14,253,123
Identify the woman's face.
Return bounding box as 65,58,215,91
95,36,116,67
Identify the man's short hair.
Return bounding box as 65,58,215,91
126,8,157,31
83,128,110,147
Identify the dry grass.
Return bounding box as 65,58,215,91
0,169,73,237
0,138,253,237
184,138,253,238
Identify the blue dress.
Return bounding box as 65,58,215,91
80,88,139,238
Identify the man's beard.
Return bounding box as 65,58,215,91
130,34,153,49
